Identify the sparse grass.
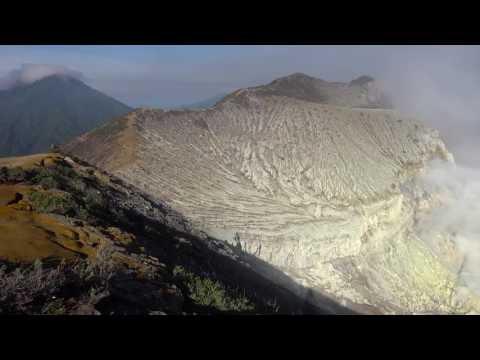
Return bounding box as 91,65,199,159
173,265,254,313
74,244,118,286
0,245,119,315
0,259,66,314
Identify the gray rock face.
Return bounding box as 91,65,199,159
64,75,480,314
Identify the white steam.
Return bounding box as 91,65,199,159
0,64,84,90
418,160,480,294
378,48,480,296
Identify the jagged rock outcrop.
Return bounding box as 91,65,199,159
63,74,479,314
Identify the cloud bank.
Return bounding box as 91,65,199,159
0,64,85,90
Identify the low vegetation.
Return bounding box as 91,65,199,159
1,161,111,224
0,246,118,315
27,190,77,216
0,166,29,183
173,265,255,313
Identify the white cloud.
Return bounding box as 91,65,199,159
0,63,85,90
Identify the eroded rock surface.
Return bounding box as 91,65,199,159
64,75,479,314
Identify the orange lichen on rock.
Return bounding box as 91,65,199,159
0,195,105,263
0,153,147,269
0,206,77,262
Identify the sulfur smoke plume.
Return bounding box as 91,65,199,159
382,47,480,296
416,160,480,294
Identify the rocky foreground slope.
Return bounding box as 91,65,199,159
0,152,352,314
63,74,480,314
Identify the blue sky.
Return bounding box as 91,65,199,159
0,45,292,107
1,45,480,109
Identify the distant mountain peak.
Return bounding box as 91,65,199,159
0,73,131,156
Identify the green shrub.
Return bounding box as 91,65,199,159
0,166,29,183
83,189,107,214
28,164,107,221
0,251,117,315
55,164,78,180
38,176,59,189
30,164,78,190
30,168,59,189
28,190,77,216
173,266,254,312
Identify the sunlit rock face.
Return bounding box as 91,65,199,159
64,74,480,314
